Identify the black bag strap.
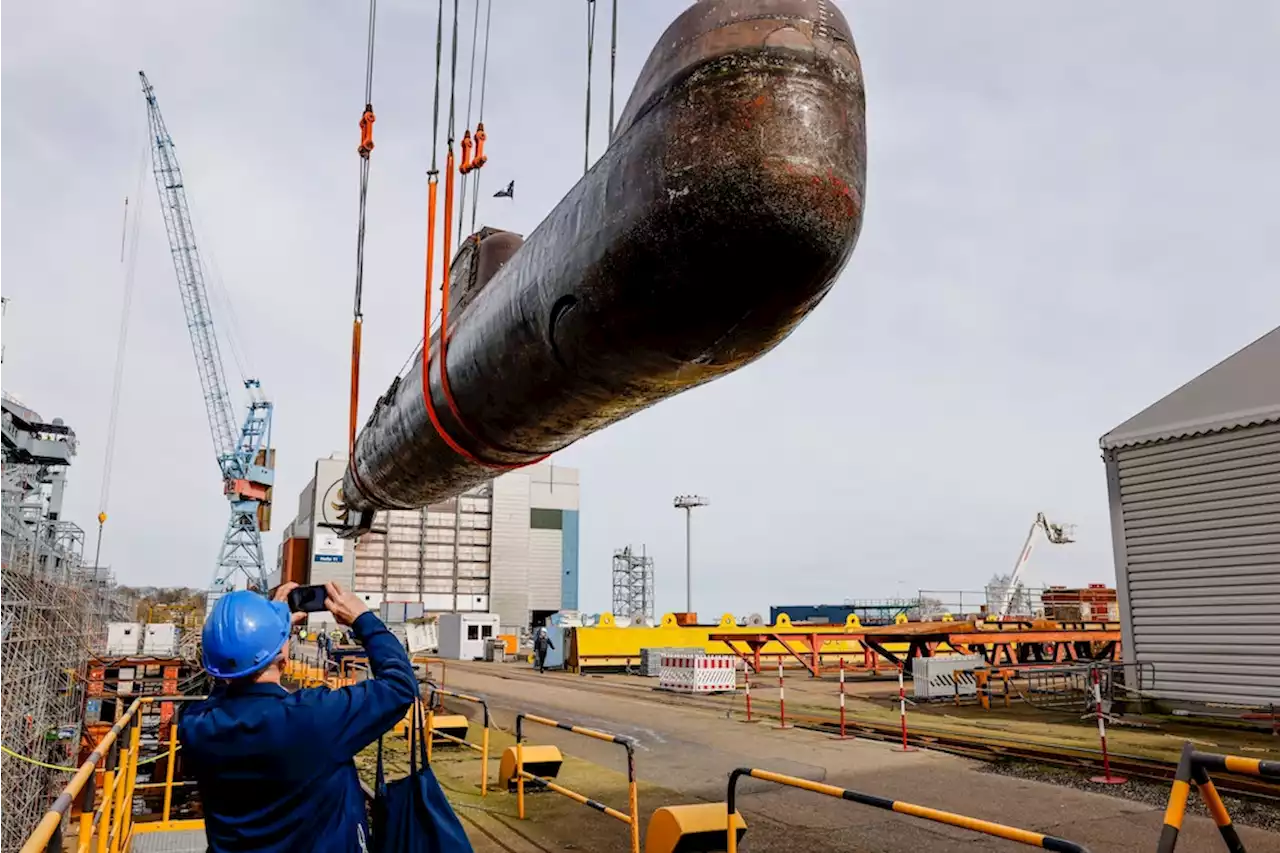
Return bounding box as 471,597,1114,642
375,732,387,792
412,694,430,769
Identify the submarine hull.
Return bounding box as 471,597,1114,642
342,0,866,527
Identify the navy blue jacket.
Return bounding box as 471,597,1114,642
180,611,417,852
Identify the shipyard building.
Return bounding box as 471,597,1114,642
275,457,579,634
1101,326,1280,709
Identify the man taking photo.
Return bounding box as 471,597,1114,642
180,580,417,852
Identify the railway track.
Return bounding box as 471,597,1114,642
441,664,1280,804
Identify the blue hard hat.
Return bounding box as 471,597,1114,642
202,591,291,679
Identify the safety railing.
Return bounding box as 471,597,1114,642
412,654,449,694
285,653,356,688
514,713,640,853
19,695,206,853
423,685,491,795
1157,743,1280,853
725,768,1092,853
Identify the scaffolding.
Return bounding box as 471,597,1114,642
0,527,124,846
611,545,655,625
2,393,126,848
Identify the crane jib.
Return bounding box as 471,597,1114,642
138,70,276,597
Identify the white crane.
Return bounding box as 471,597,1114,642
994,513,1075,619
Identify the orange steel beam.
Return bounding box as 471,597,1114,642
944,631,1119,644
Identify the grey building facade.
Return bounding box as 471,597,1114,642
1101,326,1280,708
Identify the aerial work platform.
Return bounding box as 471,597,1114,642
710,619,1121,676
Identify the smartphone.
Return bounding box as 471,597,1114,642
286,584,328,613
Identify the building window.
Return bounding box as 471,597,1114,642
467,625,480,640
530,508,563,530
481,625,493,639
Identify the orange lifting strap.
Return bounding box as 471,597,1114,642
418,142,546,473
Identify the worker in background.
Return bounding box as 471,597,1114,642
180,581,418,853
533,626,554,673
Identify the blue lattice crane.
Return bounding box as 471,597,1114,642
140,71,275,602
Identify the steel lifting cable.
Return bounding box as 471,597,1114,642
420,0,547,472
349,0,379,457
608,0,618,140
457,0,481,243
584,0,597,174
469,0,494,235
422,0,444,407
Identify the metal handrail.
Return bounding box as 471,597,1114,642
20,695,205,853
514,712,640,853
424,685,491,795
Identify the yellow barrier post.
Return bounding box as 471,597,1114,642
96,768,115,853
425,686,492,796
120,720,142,842
162,722,178,824
76,757,98,850
1156,743,1279,853
516,739,525,819
481,726,490,796
108,740,128,853
426,702,434,763
725,768,1091,853
513,713,639,853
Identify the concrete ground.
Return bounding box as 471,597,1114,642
370,661,1280,853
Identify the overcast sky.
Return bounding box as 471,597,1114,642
3,1,1277,618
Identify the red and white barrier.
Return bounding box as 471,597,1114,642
896,663,915,752
838,659,849,739
1089,668,1126,784
659,655,737,693
777,661,788,729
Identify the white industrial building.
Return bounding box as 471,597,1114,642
1101,326,1279,709
275,457,579,634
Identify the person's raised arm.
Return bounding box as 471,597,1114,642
307,582,418,761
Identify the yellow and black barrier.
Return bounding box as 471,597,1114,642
1157,742,1279,853
724,768,1092,853
511,712,641,853
416,685,492,796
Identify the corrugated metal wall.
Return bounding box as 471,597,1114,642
353,485,493,613
1107,421,1280,706
490,471,531,628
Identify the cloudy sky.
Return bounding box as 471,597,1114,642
3,1,1277,617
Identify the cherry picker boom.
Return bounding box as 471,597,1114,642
140,71,275,603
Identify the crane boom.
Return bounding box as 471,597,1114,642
140,71,275,598
141,72,238,461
